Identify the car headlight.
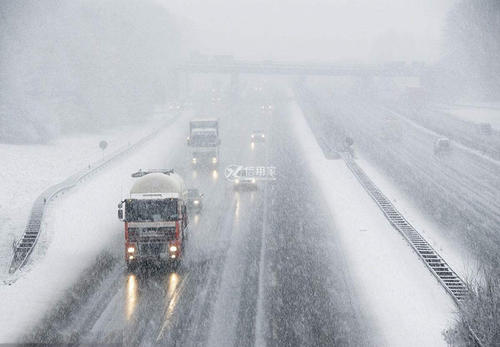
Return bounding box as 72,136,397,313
169,245,177,253
251,135,255,138
251,178,256,183
212,157,217,164
262,134,265,138
193,200,200,205
127,247,135,253
235,179,240,184
192,158,197,163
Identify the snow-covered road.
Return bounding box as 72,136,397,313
290,100,455,346
0,111,190,342
0,89,461,346
302,87,500,273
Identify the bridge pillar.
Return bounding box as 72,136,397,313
230,72,239,95
169,69,181,99
182,72,190,99
173,71,190,100
297,75,307,86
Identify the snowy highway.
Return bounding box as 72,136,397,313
301,87,500,271
2,2,498,345
0,88,462,346
26,94,371,346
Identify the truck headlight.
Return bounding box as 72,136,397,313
193,200,200,205
212,157,217,164
169,245,177,253
127,247,135,253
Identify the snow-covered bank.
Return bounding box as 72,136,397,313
290,100,455,346
0,111,190,342
0,112,171,275
355,157,478,281
440,105,500,130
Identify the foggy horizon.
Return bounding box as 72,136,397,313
158,0,456,62
0,1,499,346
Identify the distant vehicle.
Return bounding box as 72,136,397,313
168,103,182,111
434,137,451,154
233,169,257,190
478,123,492,135
261,104,273,111
187,188,203,212
117,169,188,270
187,119,220,167
251,130,266,143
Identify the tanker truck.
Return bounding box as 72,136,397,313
117,169,188,270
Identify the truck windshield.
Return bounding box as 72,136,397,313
125,199,178,222
191,133,217,146
193,150,216,158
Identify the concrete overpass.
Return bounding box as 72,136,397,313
176,59,424,77
172,58,426,96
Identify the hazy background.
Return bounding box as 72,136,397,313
0,0,182,143
1,0,499,144
159,0,455,62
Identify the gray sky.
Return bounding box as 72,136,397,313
157,0,456,63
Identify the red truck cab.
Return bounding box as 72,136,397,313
118,169,188,270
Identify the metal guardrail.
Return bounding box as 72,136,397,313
342,154,468,301
9,114,179,274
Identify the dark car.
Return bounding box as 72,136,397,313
434,137,451,155
251,130,266,143
187,188,203,212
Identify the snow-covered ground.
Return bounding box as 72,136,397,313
0,112,170,276
290,100,455,346
356,156,479,281
441,104,500,130
0,111,189,342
